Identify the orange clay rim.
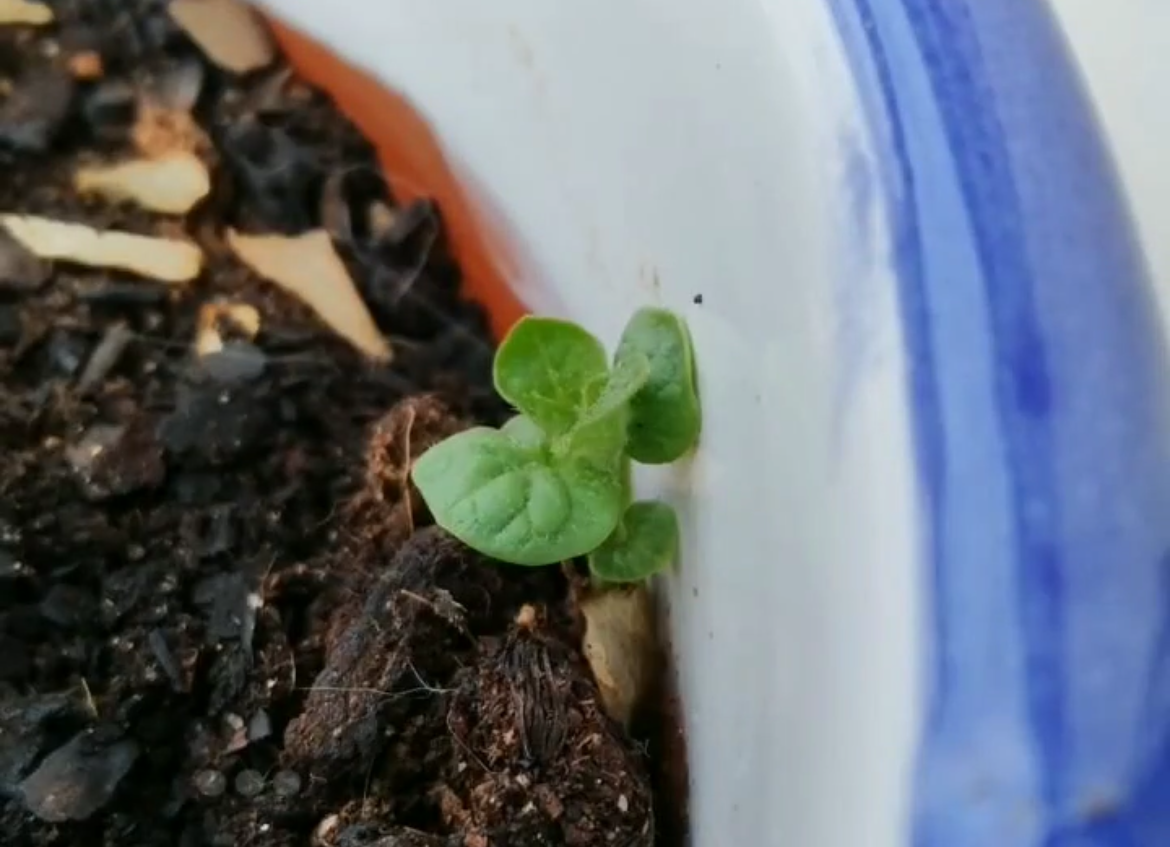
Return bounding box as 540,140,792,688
265,15,528,341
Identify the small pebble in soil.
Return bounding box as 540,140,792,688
197,340,268,383
233,768,265,797
193,768,227,798
0,63,75,154
248,708,272,742
271,769,301,798
66,424,128,480
66,418,166,500
0,690,85,795
18,729,139,822
48,328,88,376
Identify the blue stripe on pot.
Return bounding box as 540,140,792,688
830,0,1170,844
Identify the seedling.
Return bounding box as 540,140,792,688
411,307,700,583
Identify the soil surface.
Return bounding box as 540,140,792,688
0,3,661,846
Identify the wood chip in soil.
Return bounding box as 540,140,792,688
0,3,672,847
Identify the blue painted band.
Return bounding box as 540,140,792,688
828,1,1170,844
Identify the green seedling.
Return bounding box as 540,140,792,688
411,307,700,582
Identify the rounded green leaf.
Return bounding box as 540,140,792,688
493,316,609,436
614,307,701,464
411,427,623,566
501,414,548,451
588,500,680,583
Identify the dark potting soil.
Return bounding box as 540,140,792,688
0,3,664,846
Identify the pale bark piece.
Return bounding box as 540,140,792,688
168,0,276,74
195,300,261,357
226,229,391,361
0,0,53,26
580,583,658,727
194,323,222,358
0,215,202,283
132,102,210,159
217,302,261,338
74,152,211,215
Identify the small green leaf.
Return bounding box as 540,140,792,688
501,414,548,451
558,350,651,462
493,316,609,436
588,500,680,583
411,427,623,566
576,350,651,430
614,308,701,464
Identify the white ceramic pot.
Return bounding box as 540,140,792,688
259,2,1170,845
